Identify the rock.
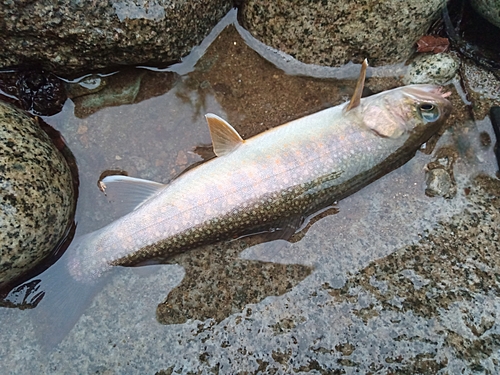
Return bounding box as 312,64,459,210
66,69,179,118
237,0,447,67
490,106,500,171
403,53,460,85
460,60,500,119
157,236,312,325
0,70,67,116
0,101,75,290
425,168,456,198
0,0,233,76
470,0,500,29
425,147,458,199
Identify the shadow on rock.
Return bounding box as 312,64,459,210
157,235,313,325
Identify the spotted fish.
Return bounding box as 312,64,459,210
35,60,452,344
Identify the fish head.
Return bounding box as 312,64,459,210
358,84,452,141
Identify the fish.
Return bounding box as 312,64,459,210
33,60,452,345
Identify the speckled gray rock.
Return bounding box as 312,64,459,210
0,0,233,75
470,0,500,29
404,53,460,85
0,101,74,288
238,0,447,67
460,60,500,118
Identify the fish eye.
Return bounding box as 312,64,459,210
420,103,435,111
417,102,439,122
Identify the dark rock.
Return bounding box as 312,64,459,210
0,101,75,290
0,0,233,76
491,106,500,170
470,0,500,29
0,70,67,116
237,0,447,67
442,0,500,73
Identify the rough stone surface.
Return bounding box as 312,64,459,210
0,101,74,289
326,174,500,373
157,236,313,324
460,60,500,119
425,146,458,198
404,52,460,85
470,0,500,29
0,0,233,76
238,0,447,67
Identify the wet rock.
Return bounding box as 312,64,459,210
0,101,75,290
425,147,458,198
237,0,447,67
470,0,500,29
490,106,500,171
187,26,354,138
326,174,500,372
443,1,500,73
425,168,456,198
0,70,67,116
66,69,179,118
460,60,500,119
404,53,460,85
0,0,233,76
157,236,312,325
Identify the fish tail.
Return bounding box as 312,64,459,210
31,236,109,350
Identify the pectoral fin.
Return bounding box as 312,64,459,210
100,175,166,215
345,59,368,112
205,113,244,156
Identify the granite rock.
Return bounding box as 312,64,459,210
238,0,447,67
0,101,75,289
460,60,500,119
0,0,233,76
404,53,460,85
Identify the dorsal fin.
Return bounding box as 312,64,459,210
345,58,368,112
205,113,244,156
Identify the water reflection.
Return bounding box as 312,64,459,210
68,69,179,118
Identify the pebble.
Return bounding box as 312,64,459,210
404,53,460,85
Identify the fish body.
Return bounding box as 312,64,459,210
67,83,451,284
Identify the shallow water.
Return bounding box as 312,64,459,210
1,10,500,375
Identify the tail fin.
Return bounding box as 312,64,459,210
29,237,110,350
